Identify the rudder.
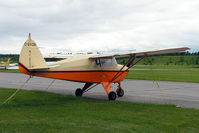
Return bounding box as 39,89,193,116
19,33,47,71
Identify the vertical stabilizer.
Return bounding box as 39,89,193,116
19,33,47,70
7,58,11,63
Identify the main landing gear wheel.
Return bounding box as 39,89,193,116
75,88,83,97
108,91,117,101
116,87,124,97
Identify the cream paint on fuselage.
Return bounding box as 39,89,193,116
44,55,126,71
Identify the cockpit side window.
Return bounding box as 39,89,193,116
93,57,118,67
100,59,112,67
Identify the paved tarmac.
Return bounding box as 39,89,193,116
0,72,199,109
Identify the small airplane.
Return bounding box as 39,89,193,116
0,58,11,69
18,34,190,100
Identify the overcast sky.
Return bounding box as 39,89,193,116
0,0,199,54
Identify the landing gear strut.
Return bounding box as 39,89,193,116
75,82,124,101
102,82,124,101
75,82,95,97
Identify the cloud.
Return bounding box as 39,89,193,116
0,0,199,53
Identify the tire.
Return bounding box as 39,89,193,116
108,91,117,101
75,88,83,97
116,87,124,97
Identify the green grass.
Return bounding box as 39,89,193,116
127,66,199,82
0,88,199,133
0,69,20,73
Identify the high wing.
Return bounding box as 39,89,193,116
89,47,190,59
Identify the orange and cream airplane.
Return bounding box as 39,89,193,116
18,34,189,100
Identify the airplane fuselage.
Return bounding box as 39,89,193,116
19,55,129,83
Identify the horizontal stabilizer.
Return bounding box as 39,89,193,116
28,65,61,70
28,67,49,70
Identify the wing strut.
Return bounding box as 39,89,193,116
111,53,147,82
111,54,135,82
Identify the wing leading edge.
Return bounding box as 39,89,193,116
89,47,190,59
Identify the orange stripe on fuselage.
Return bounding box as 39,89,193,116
18,64,128,83
19,64,30,75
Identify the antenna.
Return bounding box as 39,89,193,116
28,33,31,39
28,33,31,68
